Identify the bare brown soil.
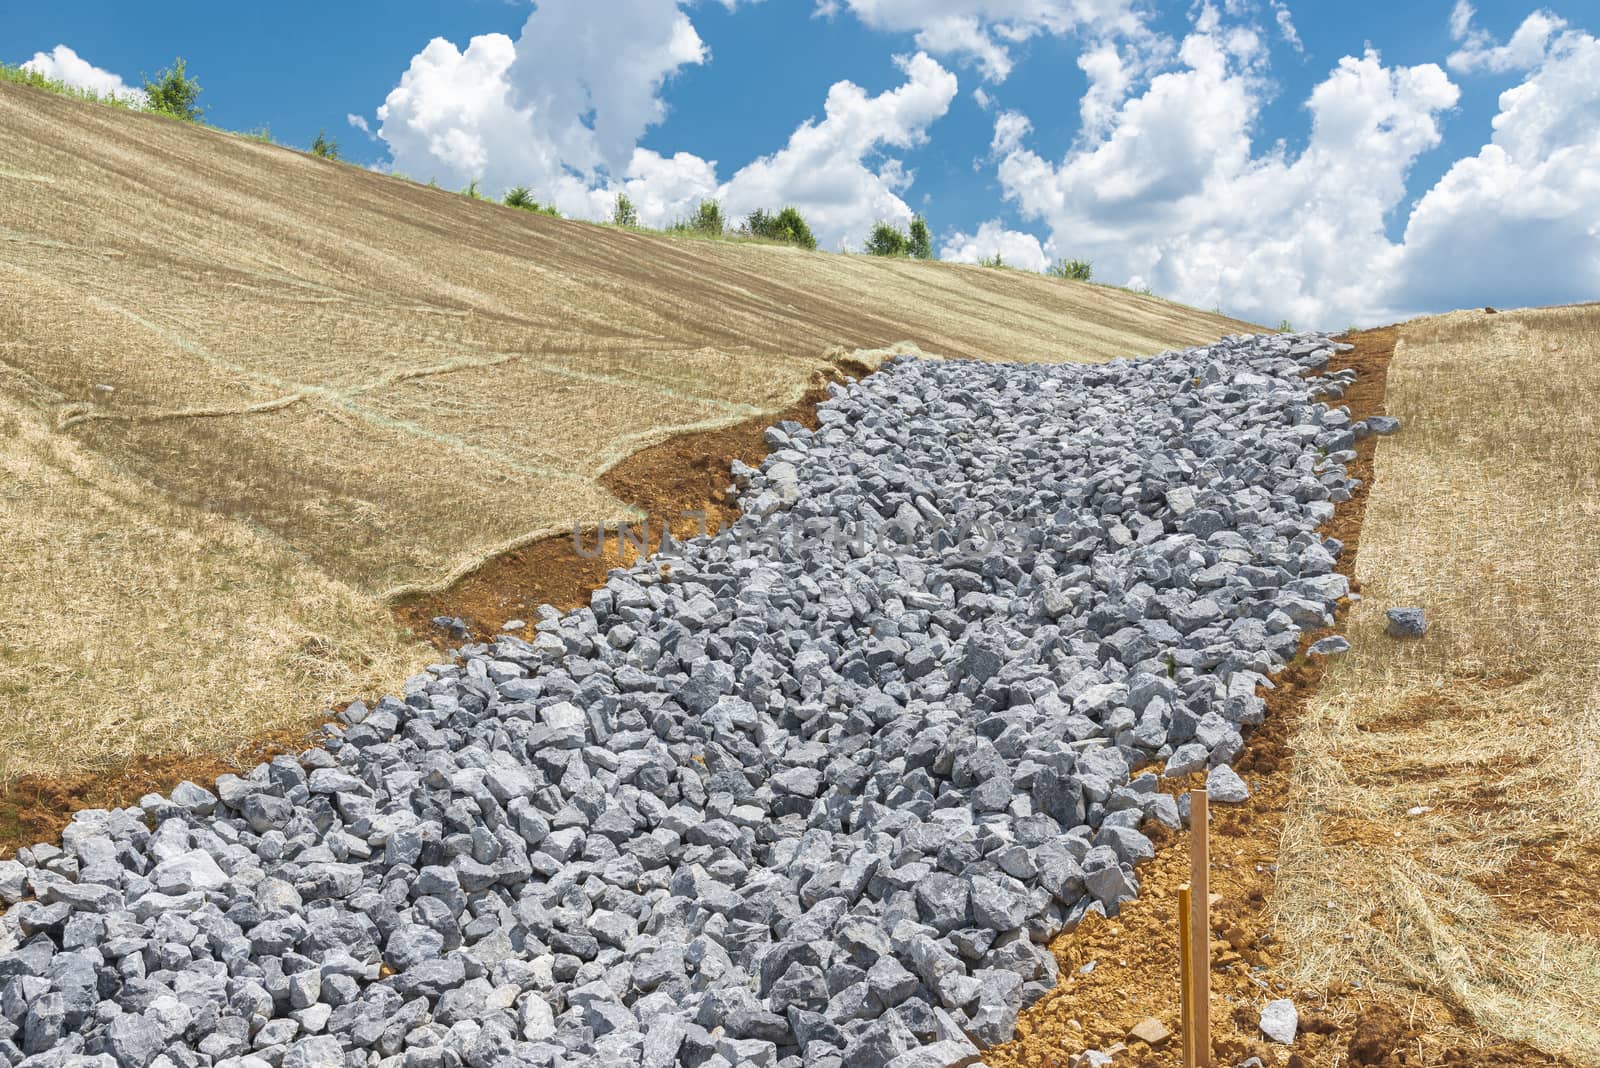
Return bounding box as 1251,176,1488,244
393,360,871,642
0,730,310,861
984,328,1572,1068
1468,842,1600,940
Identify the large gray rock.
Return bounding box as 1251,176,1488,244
0,860,26,906
1385,606,1428,638
150,850,229,894
1206,764,1251,804
1308,635,1349,656
105,1013,163,1067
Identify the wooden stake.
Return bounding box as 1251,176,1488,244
1178,884,1194,1068
1189,788,1212,1068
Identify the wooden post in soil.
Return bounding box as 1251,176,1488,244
1189,788,1212,1067
1178,884,1195,1068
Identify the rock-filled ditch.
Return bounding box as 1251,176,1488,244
0,333,1381,1068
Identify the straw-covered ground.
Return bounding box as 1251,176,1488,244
0,82,1254,783
1277,303,1600,1064
0,386,421,787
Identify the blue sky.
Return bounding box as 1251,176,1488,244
5,1,1597,327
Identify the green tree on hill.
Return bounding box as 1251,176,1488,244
142,58,202,121
907,214,933,260
503,185,560,215
690,199,724,235
745,206,817,250
865,221,910,257
612,193,639,227
1047,258,1092,281
310,130,339,160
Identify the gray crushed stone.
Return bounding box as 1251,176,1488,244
0,332,1362,1068
1385,606,1427,639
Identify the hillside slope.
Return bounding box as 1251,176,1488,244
0,82,1258,777
1279,304,1600,1064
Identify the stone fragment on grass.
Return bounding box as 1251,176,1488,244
1386,606,1427,638
1308,635,1350,656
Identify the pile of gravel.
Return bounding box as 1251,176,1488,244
0,333,1368,1068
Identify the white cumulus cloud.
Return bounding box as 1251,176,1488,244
940,220,1049,271
372,11,957,251
1398,16,1600,311
373,0,706,194
369,2,953,249
993,6,1463,327
991,1,1600,325
817,0,1148,82
574,149,721,228
716,52,958,250
1447,1,1567,72
364,0,1598,324
21,45,145,105
504,0,707,178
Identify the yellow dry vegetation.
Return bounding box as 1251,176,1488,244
0,386,422,780
1277,304,1600,1064
0,81,1255,779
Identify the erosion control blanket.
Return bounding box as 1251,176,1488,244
0,333,1373,1068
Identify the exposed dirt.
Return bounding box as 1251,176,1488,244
1467,841,1600,939
983,328,1576,1068
0,731,309,861
392,359,873,643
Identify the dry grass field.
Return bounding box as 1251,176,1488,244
0,82,1256,780
1277,304,1600,1064
0,384,421,783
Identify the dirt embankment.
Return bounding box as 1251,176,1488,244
391,358,873,640
983,327,1571,1068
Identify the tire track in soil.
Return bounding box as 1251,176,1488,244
981,328,1574,1068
